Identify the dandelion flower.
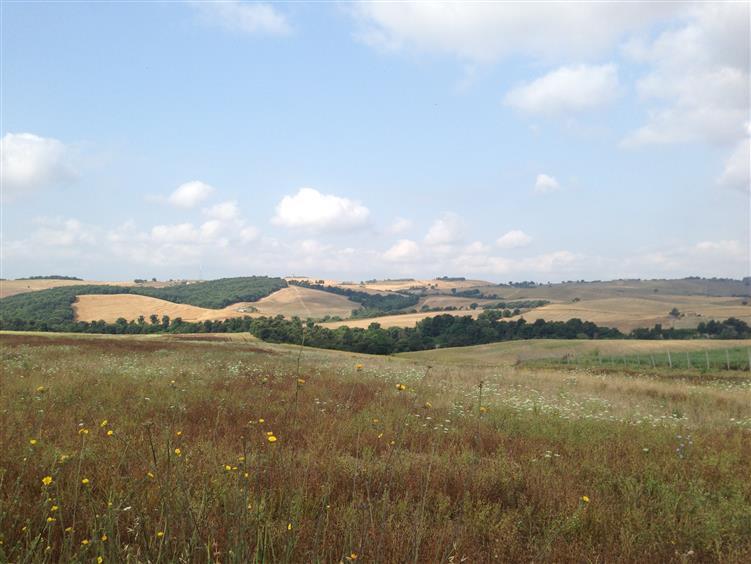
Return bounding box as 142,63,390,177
266,431,274,436
175,431,182,437
29,439,38,445
51,505,59,512
267,435,278,443
156,531,164,538
100,419,108,428
224,464,232,471
101,534,108,541
81,478,90,485
81,539,89,545
98,557,104,564
287,523,292,530
106,430,114,436
42,476,53,486
581,495,590,503
258,418,265,424
349,552,358,561
147,471,155,479
238,455,245,462
46,516,56,523
78,428,89,435
64,527,73,533
174,448,182,457
395,384,406,391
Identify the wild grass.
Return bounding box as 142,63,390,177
1,333,750,562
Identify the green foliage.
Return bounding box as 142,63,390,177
15,275,83,280
0,277,286,328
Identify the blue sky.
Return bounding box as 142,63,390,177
2,1,749,282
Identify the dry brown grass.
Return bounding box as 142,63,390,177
320,309,484,329
1,333,750,562
253,285,359,318
0,279,160,299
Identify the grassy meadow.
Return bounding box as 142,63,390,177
1,333,750,562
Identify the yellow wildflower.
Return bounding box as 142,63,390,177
175,431,182,437
101,534,108,541
156,531,164,538
81,478,90,485
356,364,363,371
297,378,305,385
395,383,406,391
51,505,59,512
238,455,245,462
100,419,108,428
224,464,232,471
287,523,292,530
81,539,89,545
174,448,182,457
42,476,53,486
36,385,46,393
581,495,590,503
479,406,487,413
424,402,432,409
98,557,104,564
106,430,114,436
64,527,73,533
258,418,265,424
46,516,56,523
29,439,38,445
267,435,278,443
78,428,89,435
349,552,358,561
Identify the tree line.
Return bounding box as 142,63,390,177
2,310,748,355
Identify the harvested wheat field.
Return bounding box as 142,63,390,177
72,294,252,323
0,279,145,299
509,296,751,331
73,286,360,323
252,285,359,318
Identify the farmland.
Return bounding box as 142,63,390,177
1,332,750,562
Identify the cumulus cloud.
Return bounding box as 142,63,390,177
205,200,240,220
496,230,532,249
387,217,413,234
192,1,290,35
622,3,749,148
168,181,215,208
504,64,618,115
353,2,683,64
1,132,76,200
272,187,370,231
383,239,420,261
425,213,464,246
534,174,560,194
718,135,750,192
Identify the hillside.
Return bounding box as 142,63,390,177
0,277,286,328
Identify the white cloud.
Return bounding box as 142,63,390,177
496,230,532,249
272,187,370,231
694,240,744,256
168,180,215,208
425,212,464,245
151,223,201,244
504,64,618,115
718,135,750,192
534,174,560,194
1,132,76,199
193,1,290,35
353,2,684,64
383,239,419,261
622,3,749,148
205,200,240,220
387,216,413,234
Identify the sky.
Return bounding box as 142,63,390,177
1,1,749,283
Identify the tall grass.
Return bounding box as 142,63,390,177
1,334,750,562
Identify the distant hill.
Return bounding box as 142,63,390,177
0,276,286,328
